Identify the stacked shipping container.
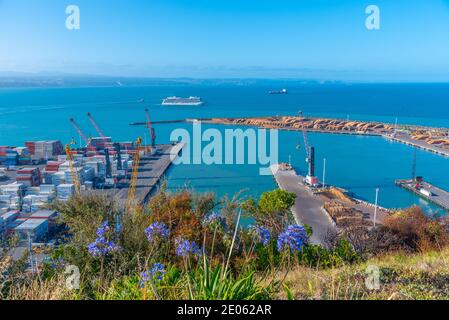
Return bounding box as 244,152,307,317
16,167,41,187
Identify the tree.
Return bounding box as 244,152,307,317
255,189,296,232
258,189,296,214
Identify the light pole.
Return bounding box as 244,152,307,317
28,232,35,274
322,158,327,189
373,188,380,227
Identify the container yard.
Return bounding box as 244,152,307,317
0,111,188,246
0,137,183,244
0,209,59,242
0,138,150,206
0,137,155,243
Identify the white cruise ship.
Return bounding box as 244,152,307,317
162,96,204,106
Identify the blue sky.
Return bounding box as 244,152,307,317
1,0,449,81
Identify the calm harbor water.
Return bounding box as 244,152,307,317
0,83,448,215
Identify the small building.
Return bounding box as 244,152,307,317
15,218,49,242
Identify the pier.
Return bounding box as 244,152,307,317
270,164,337,245
129,116,449,161
385,132,449,158
112,142,185,205
130,119,189,126
395,179,449,211
271,164,390,245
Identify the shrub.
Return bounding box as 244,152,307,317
382,206,449,252
297,239,360,269
344,206,449,256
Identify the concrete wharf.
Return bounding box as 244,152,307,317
395,179,449,211
112,142,185,205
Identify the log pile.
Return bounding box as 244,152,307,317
324,201,371,229
411,130,449,148
211,116,394,134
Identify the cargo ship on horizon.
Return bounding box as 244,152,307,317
269,89,288,95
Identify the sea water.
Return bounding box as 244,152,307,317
0,83,448,215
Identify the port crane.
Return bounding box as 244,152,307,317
145,108,156,148
65,141,81,195
298,111,318,186
87,113,107,140
70,118,90,147
125,137,142,214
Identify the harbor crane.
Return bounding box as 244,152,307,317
87,112,107,140
145,108,156,147
125,137,142,214
298,110,318,186
65,142,81,195
70,118,90,146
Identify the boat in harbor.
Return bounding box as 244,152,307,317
162,96,204,106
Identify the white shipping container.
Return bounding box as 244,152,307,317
57,184,75,200
40,185,56,194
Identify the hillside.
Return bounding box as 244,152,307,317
274,248,449,300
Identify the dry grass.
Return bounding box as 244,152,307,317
6,275,73,300
269,248,449,300
4,248,449,300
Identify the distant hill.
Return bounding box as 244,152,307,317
0,72,335,88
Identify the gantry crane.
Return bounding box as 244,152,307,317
65,142,81,195
145,108,156,147
298,111,318,186
125,137,142,214
70,118,90,147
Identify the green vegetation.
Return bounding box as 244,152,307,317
1,187,448,300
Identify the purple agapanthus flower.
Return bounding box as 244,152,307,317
87,221,119,257
145,222,169,243
251,225,271,246
175,238,201,257
277,224,308,252
96,221,110,237
50,257,66,270
203,212,225,227
140,263,166,287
